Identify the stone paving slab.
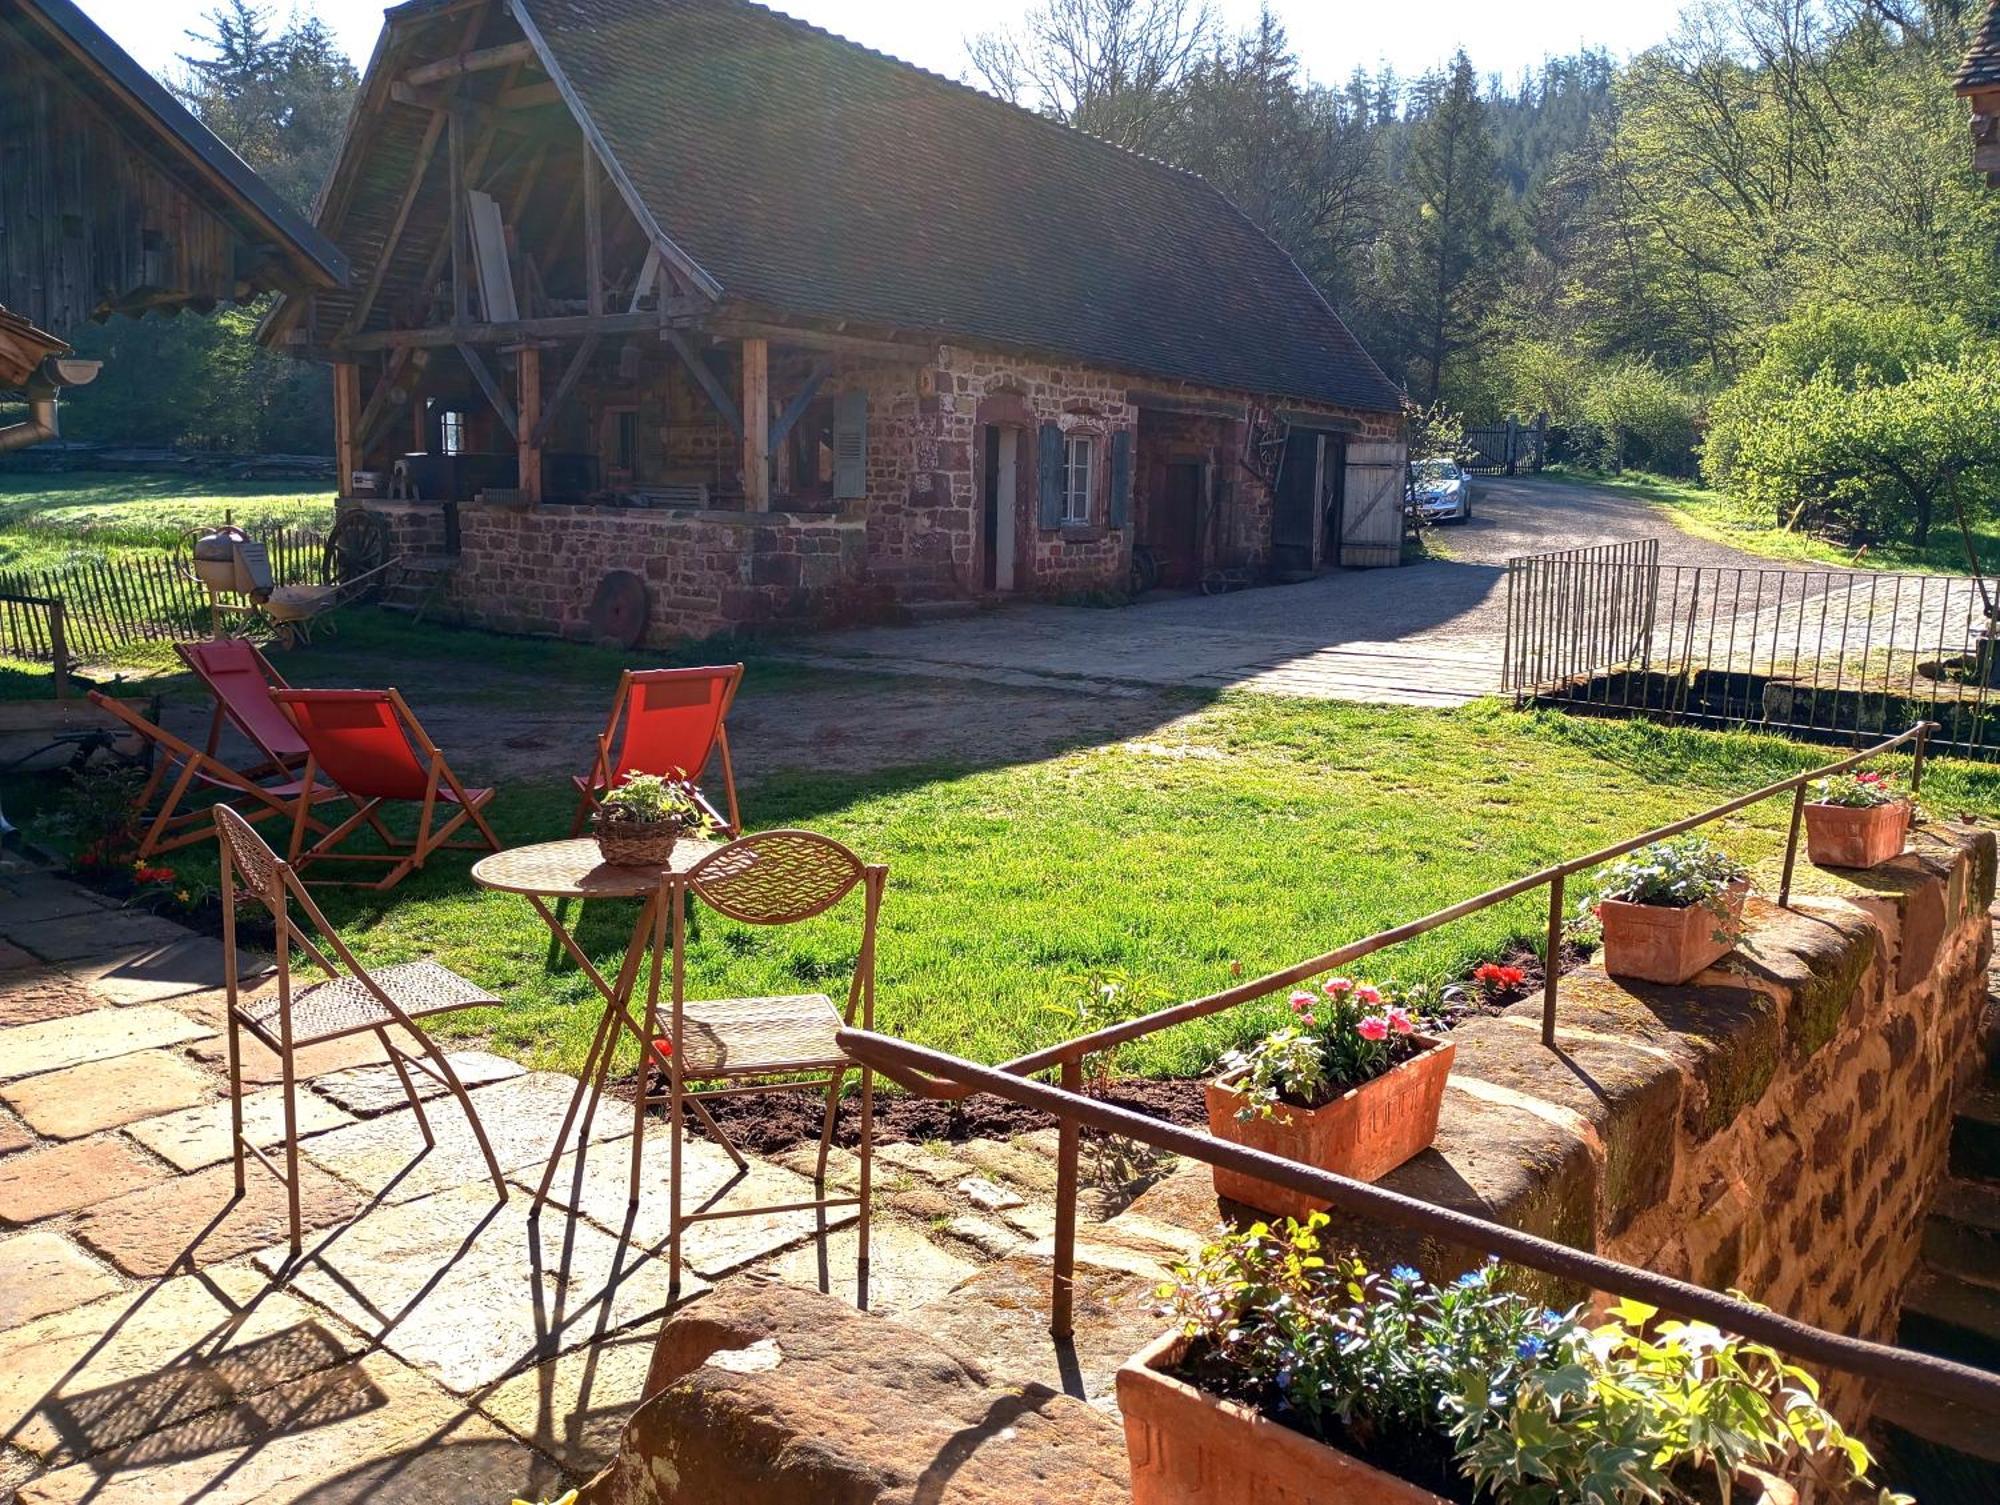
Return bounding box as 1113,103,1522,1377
125,1085,355,1173
0,1005,213,1084
0,882,119,929
0,940,40,970
310,1049,525,1117
301,1071,625,1206
71,1157,366,1279
14,1350,564,1504
0,1137,172,1226
528,1131,856,1279
75,936,271,1008
0,1263,362,1467
1,1050,216,1139
747,1216,980,1317
0,968,102,1028
258,1183,704,1394
18,912,191,967
188,1023,404,1085
0,1231,122,1331
0,1112,31,1157
475,1320,655,1477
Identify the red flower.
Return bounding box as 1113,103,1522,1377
1385,1006,1415,1035
133,866,177,885
1357,1015,1390,1041
1473,962,1526,991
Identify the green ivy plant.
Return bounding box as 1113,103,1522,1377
596,772,715,835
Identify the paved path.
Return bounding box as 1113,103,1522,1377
791,476,1793,709
0,850,1187,1503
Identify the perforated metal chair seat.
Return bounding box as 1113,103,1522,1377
663,993,846,1078
237,960,498,1047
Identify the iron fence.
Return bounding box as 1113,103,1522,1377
1505,545,2000,760
0,524,324,665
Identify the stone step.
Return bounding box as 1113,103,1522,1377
1951,1081,2000,1182
1872,1388,2000,1502
1898,1268,2000,1372
1924,1177,2000,1290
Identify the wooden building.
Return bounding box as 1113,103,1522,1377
268,0,1406,643
1960,4,2000,186
0,0,345,423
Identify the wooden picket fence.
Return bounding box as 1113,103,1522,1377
0,524,325,665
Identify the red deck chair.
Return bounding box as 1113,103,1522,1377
273,688,499,890
175,639,309,779
568,665,744,837
86,691,337,861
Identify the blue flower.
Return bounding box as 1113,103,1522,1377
1541,1308,1568,1327
1455,1270,1487,1289
1390,1265,1422,1284
1516,1335,1547,1360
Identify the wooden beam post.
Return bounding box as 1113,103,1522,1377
333,361,362,493
583,143,604,317
402,39,536,88
741,337,770,510
448,108,468,326
517,344,542,502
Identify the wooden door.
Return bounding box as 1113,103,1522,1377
1144,460,1203,588
1272,430,1321,576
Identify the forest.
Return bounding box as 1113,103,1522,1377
67,0,2000,550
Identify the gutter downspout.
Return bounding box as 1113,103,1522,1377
0,356,102,452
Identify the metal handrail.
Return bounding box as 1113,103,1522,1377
837,1028,2000,1416
869,721,1941,1335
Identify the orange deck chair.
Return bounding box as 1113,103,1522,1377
568,665,744,837
272,688,499,890
86,690,336,861
175,638,310,780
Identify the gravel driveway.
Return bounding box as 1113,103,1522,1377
794,476,1788,706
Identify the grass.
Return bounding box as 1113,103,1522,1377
1536,467,2000,577
0,471,334,573
18,664,1997,1085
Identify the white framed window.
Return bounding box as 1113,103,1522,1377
439,410,465,456
1062,434,1095,524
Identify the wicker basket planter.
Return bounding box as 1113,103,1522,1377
1203,1035,1454,1223
591,816,689,868
1118,1329,1798,1505
1599,878,1749,986
1804,799,1909,870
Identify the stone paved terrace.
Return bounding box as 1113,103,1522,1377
0,849,1195,1504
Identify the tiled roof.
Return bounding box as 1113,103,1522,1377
518,0,1401,412
1957,0,2000,91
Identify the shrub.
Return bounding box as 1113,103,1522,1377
1590,835,1745,910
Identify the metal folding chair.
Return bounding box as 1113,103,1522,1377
651,830,885,1303
568,665,743,838
215,804,507,1251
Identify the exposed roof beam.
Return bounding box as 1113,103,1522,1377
335,310,663,351
496,79,561,110
402,39,535,88
707,317,935,364
456,342,519,439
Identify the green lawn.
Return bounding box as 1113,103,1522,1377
20,662,1994,1085
1536,467,2000,577
0,470,334,573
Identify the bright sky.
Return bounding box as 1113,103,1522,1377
77,0,1689,93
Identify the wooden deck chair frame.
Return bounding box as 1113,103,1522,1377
653,830,885,1305
215,805,507,1251
567,665,744,839
174,638,306,780
273,687,500,891
86,690,334,861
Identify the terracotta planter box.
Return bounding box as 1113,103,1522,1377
1119,1329,1449,1505
1803,799,1909,870
1599,879,1748,986
1204,1035,1454,1223
1119,1330,1799,1505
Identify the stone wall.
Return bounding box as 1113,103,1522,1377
361,499,873,646
1311,823,1996,1425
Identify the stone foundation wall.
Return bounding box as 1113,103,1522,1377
1327,823,1995,1426
360,499,872,645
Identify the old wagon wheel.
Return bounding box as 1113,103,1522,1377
322,509,391,600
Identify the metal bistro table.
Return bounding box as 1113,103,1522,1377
471,835,719,1210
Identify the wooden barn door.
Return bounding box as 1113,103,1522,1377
1339,439,1408,568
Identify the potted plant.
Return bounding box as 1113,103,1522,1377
1118,1217,1902,1505
1205,980,1454,1221
1592,835,1750,986
1803,771,1910,870
589,771,715,868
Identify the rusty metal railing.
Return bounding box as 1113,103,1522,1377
835,1028,2000,1416
861,722,1938,1336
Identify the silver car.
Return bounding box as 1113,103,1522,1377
1409,458,1473,524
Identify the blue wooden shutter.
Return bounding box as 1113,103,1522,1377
1037,422,1063,528
831,392,868,499
1108,430,1132,529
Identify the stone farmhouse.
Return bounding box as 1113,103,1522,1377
264,0,1408,645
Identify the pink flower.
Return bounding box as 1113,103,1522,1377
1323,978,1354,996
1357,1015,1389,1041
1300,1014,1316,1028
1385,1006,1414,1035
1355,984,1382,1006
1289,990,1315,1013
